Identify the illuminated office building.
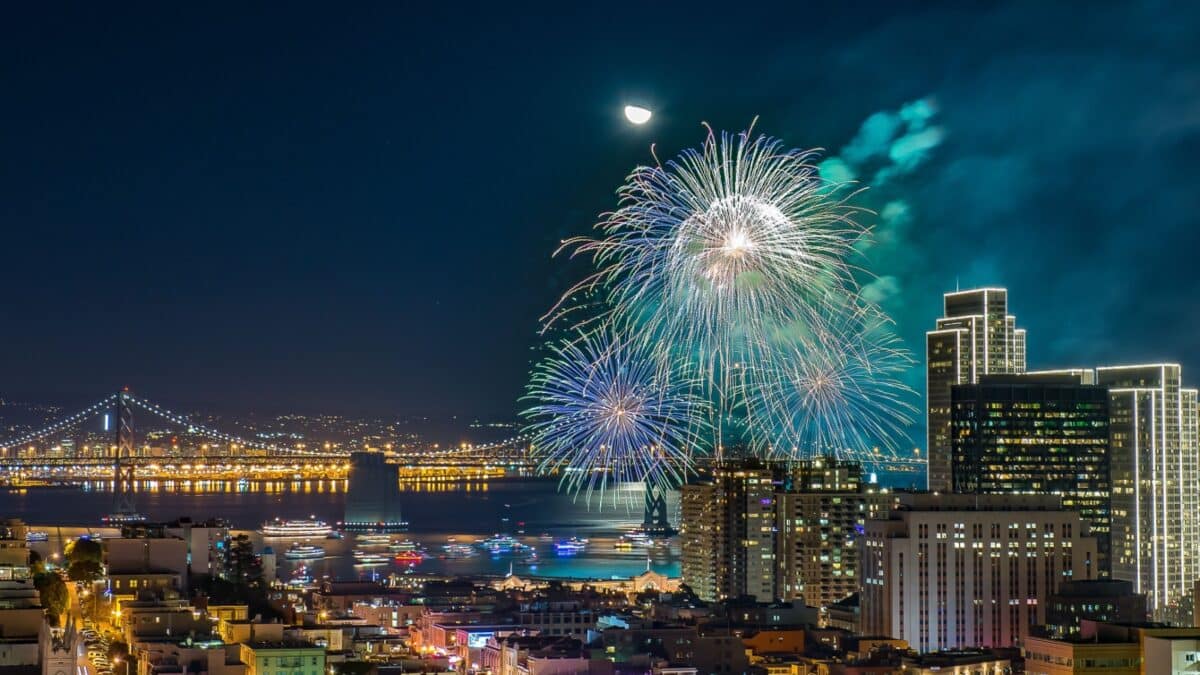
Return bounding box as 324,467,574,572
926,288,1027,492
950,373,1111,571
1094,364,1200,616
680,462,777,602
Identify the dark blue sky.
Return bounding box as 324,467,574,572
4,2,1199,420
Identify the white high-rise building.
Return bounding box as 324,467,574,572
1095,364,1200,615
926,288,1027,492
861,495,1098,652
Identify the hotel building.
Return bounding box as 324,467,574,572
926,288,1027,492
860,494,1098,652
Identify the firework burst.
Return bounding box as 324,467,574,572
549,129,871,443
748,301,917,463
529,125,916,494
522,328,710,505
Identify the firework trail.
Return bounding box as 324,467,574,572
522,327,710,506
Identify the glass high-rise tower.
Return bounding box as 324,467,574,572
926,288,1027,492
950,373,1112,571
1095,364,1200,615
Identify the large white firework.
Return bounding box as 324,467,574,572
522,327,710,505
547,129,903,451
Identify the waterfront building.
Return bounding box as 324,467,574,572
680,462,777,602
343,451,406,531
1043,579,1146,638
926,287,1027,493
775,457,895,618
860,494,1098,652
1095,364,1200,616
951,373,1112,570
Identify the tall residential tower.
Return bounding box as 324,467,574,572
1095,364,1200,615
926,288,1027,492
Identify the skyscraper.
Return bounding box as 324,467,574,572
1095,364,1200,615
926,288,1027,492
680,462,777,601
950,373,1111,571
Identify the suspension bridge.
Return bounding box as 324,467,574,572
0,390,534,519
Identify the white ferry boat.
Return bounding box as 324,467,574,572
555,537,588,554
388,539,421,553
283,543,325,560
261,517,332,538
441,543,478,559
352,550,390,565
478,534,525,553
356,533,392,546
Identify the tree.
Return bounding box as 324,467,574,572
28,550,46,576
66,537,103,564
68,559,104,583
34,572,69,622
222,534,263,589
66,537,104,582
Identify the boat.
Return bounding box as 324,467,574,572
538,532,553,542
288,564,313,585
24,531,49,542
554,537,588,554
441,543,478,559
394,550,424,564
356,533,392,546
478,534,525,554
352,550,390,565
102,512,147,524
613,537,634,551
388,539,421,553
261,517,332,538
283,543,325,560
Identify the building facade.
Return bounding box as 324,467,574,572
860,494,1098,653
680,463,776,602
775,457,894,616
926,288,1027,493
950,373,1112,570
1095,364,1200,616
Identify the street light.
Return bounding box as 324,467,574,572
113,656,129,675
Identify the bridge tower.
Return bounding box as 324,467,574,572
641,485,676,536
111,391,138,516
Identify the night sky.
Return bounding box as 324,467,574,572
4,3,1200,423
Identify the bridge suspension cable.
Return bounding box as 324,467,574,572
0,392,332,457
124,394,324,456
0,394,117,453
